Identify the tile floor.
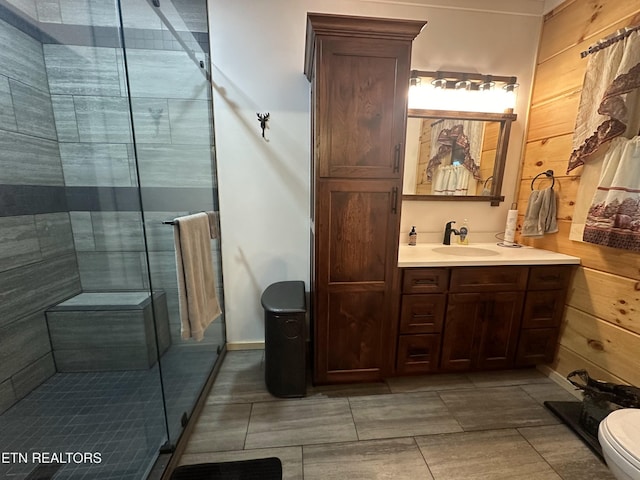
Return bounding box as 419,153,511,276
179,350,615,480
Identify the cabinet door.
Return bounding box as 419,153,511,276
522,289,566,329
440,293,484,372
476,291,524,370
314,179,400,383
516,328,559,366
442,292,523,372
316,37,409,178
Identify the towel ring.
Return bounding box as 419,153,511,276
531,170,555,190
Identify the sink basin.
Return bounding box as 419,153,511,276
432,246,500,257
399,242,581,267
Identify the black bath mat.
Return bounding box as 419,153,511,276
544,400,604,461
171,457,282,480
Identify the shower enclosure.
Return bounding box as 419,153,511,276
0,0,224,478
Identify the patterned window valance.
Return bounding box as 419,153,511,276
425,122,482,181
568,30,640,173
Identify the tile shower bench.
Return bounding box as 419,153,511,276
46,291,171,372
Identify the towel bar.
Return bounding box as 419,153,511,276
531,170,555,190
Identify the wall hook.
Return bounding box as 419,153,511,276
257,112,270,139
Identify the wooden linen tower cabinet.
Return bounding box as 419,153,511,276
304,13,426,384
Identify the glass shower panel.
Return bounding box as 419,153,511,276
119,0,225,446
0,0,169,478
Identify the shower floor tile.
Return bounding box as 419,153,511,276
0,344,218,480
0,368,166,480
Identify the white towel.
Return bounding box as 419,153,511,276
174,212,221,341
521,187,558,237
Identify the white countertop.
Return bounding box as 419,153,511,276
398,242,581,267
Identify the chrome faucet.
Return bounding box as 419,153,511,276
443,220,460,245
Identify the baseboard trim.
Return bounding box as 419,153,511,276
536,364,582,400
227,341,265,351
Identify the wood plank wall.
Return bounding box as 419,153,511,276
516,0,640,386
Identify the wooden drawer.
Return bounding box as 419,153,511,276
400,294,446,334
528,265,573,291
396,334,441,374
402,268,449,294
522,290,566,329
515,328,559,366
450,266,528,293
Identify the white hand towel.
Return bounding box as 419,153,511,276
174,212,221,341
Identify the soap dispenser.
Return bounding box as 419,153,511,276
409,226,417,246
458,219,469,245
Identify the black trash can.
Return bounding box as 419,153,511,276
261,281,306,398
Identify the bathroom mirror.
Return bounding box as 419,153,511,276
403,109,516,206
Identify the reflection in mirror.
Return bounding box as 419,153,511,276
405,117,499,196
403,109,516,205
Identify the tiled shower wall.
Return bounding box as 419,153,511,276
0,0,221,413
39,0,220,343
0,8,81,414
37,0,215,298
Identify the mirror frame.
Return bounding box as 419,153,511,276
403,109,517,206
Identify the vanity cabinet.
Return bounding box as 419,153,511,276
515,266,573,365
396,269,448,374
305,14,426,384
397,265,573,374
440,267,526,372
441,291,525,371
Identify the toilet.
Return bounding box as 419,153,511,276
598,408,640,480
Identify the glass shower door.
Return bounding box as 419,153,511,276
118,0,225,447
0,0,223,476
0,0,169,478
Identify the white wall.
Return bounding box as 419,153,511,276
208,0,544,344
400,4,543,243
543,0,566,14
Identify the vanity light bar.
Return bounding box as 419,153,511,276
410,70,518,89
408,70,518,113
